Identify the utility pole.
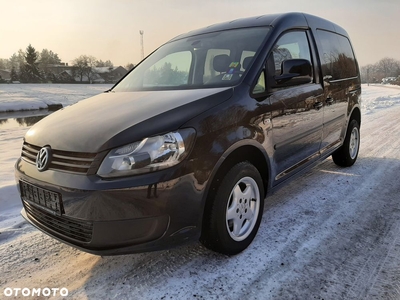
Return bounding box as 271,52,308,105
139,30,144,60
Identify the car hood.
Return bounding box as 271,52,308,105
25,87,233,153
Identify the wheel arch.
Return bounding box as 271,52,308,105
200,140,271,234
350,106,361,126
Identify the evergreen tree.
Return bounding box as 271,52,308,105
17,49,25,70
10,66,19,81
38,49,61,72
25,44,38,65
0,58,8,70
8,51,25,72
19,44,43,83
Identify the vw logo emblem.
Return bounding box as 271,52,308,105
36,147,52,172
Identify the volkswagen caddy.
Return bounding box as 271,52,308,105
15,12,361,255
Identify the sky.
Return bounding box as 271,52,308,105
0,0,399,68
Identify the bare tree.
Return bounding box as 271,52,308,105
378,57,399,78
72,55,97,83
96,59,113,68
125,63,135,71
361,57,400,84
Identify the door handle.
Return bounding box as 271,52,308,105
313,101,323,110
326,97,334,105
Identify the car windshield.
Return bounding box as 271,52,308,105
113,27,270,91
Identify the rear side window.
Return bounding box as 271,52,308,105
316,30,357,81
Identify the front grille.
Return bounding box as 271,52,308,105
23,200,93,243
21,142,97,174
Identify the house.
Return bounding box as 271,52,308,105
0,69,11,82
57,70,75,83
46,63,71,75
94,66,128,83
48,65,127,83
56,69,104,83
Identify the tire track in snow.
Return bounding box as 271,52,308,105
365,222,400,300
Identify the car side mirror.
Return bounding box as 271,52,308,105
274,59,312,86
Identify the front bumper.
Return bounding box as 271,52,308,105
15,158,205,255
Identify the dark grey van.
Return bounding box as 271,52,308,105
15,12,361,255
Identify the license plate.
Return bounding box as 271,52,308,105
20,181,64,216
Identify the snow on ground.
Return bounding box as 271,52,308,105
1,84,400,299
362,84,400,114
0,84,113,112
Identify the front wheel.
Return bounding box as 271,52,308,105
332,119,360,167
201,162,264,255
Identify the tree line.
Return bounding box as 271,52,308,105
0,44,135,83
360,57,400,84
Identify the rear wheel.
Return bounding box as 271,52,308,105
332,119,360,167
201,162,264,255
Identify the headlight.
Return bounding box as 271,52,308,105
97,128,196,178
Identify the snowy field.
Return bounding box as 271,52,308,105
0,84,113,112
1,84,400,299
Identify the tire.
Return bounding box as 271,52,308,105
332,119,360,167
201,162,264,255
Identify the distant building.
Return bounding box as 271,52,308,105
47,63,72,75
0,69,11,82
57,70,75,83
94,66,128,83
47,65,127,83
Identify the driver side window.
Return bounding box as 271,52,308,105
272,31,312,79
252,31,313,95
